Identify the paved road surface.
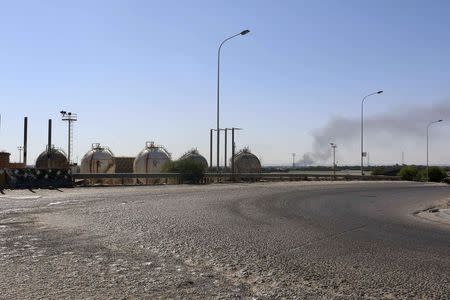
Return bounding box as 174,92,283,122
0,181,449,299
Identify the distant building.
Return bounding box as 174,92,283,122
0,151,25,169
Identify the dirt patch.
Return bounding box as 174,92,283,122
415,198,450,226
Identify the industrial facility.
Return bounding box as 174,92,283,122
0,113,263,188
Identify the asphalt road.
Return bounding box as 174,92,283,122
0,181,449,299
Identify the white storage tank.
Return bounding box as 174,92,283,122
233,148,261,173
80,143,115,174
133,141,171,174
179,149,208,171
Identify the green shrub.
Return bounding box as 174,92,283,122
427,166,447,182
398,166,418,181
415,169,426,182
372,165,402,176
163,159,205,184
412,167,447,182
371,166,386,176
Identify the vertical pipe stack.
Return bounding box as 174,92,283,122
47,119,52,169
231,128,235,175
224,128,228,169
209,129,213,168
23,117,28,165
48,119,52,150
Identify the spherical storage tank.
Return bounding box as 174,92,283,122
80,143,115,174
133,141,171,173
35,146,69,170
233,148,261,173
179,149,208,171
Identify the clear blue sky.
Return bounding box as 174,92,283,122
1,0,449,165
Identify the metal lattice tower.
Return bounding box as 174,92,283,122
60,111,77,165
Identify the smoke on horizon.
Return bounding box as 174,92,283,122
298,101,450,165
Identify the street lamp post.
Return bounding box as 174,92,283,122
292,153,296,169
361,90,383,175
230,127,243,175
209,128,225,170
209,129,213,168
330,143,337,177
426,119,443,182
216,30,250,173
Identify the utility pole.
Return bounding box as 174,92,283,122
210,128,224,171
292,153,296,169
361,90,383,175
426,120,443,182
216,30,250,173
402,151,404,165
230,127,243,175
330,143,337,177
60,111,77,165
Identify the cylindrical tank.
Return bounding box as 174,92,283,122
133,141,171,174
179,149,208,171
80,143,115,174
35,147,69,170
233,148,261,173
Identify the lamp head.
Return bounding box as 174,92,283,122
438,119,443,122
240,29,250,35
377,90,383,94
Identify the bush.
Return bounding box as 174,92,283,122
426,166,447,182
163,159,205,184
372,165,402,176
371,166,386,176
398,166,418,181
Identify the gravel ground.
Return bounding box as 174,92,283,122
0,181,449,299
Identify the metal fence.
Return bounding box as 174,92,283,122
1,168,73,189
